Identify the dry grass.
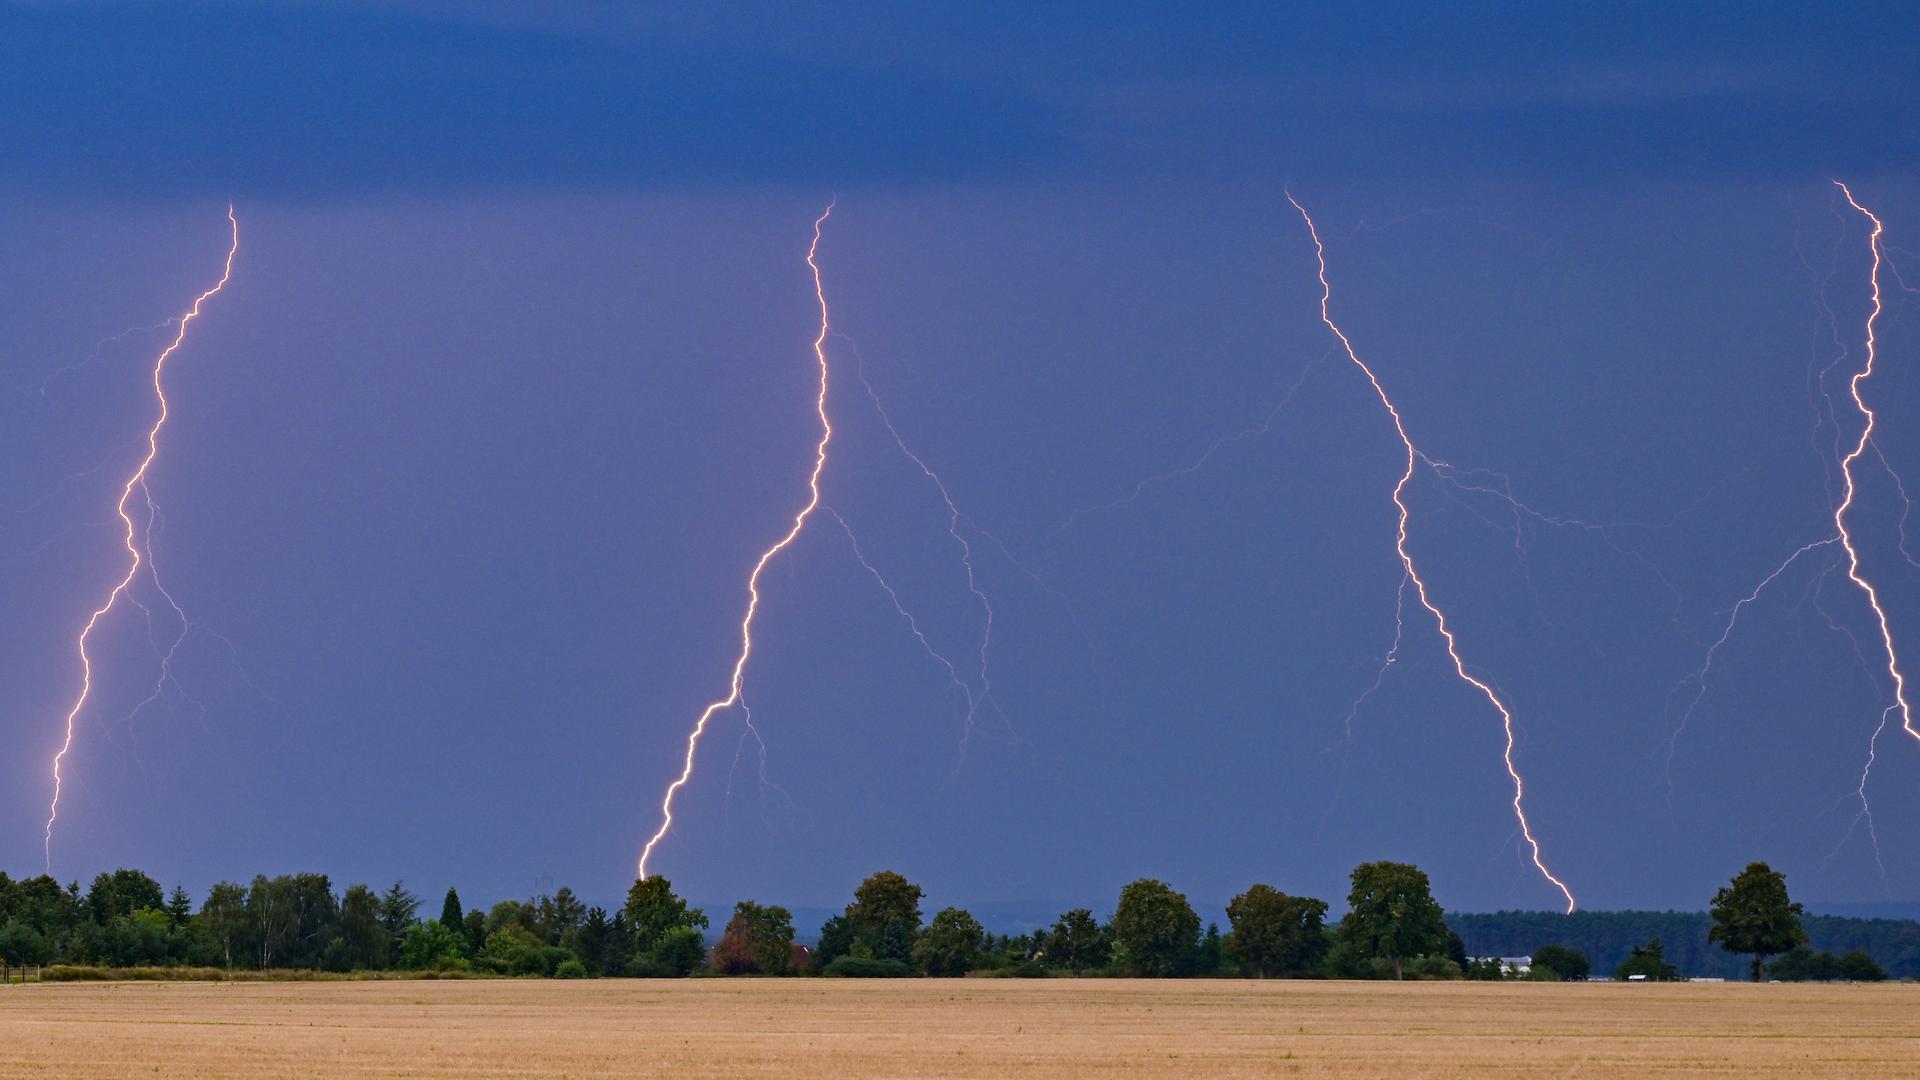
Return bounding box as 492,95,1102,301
2,977,1915,1078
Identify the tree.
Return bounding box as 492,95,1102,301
439,888,465,942
1708,862,1807,982
1195,923,1225,976
710,903,797,976
622,877,708,977
0,920,51,966
245,875,299,969
86,869,164,924
200,882,247,968
916,907,985,977
550,887,586,942
812,914,857,971
709,914,761,974
574,907,612,976
1225,885,1329,978
846,871,924,942
1531,945,1590,981
339,884,386,969
165,886,194,930
711,901,796,975
1111,878,1201,977
1337,862,1448,980
1614,936,1679,981
1045,908,1110,975
1838,949,1887,982
377,881,420,954
463,909,487,954
398,921,468,970
286,874,340,968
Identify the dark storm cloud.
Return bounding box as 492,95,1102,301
0,3,1073,198
3,1,1917,199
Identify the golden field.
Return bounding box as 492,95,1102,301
1,977,1915,1078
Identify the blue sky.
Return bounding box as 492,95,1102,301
3,1,1919,917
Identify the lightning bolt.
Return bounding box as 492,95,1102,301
825,505,982,756
1288,190,1576,912
1830,183,1914,752
841,338,1005,758
1053,347,1331,533
1662,537,1838,797
637,201,835,880
44,206,238,873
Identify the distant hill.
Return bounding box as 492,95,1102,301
1448,910,1920,979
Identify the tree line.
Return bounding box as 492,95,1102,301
0,859,1898,981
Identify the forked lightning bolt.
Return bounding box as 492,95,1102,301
638,203,835,879
44,207,238,872
1288,191,1577,912
1830,183,1915,751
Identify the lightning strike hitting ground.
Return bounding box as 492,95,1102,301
1287,190,1577,912
637,203,835,880
43,207,238,873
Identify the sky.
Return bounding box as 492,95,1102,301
4,0,1920,920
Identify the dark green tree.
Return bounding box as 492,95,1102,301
1531,944,1590,981
812,914,857,971
376,881,420,955
551,887,586,942
338,884,386,969
165,886,194,930
200,882,248,968
286,874,340,968
1708,861,1807,982
1195,923,1225,976
439,888,465,941
622,876,708,977
1225,885,1329,978
0,920,51,966
846,871,924,942
463,909,487,954
245,875,299,969
1111,878,1201,977
574,907,612,976
1838,949,1887,982
1337,862,1448,980
86,869,165,924
915,907,985,977
1045,908,1111,974
1613,936,1680,981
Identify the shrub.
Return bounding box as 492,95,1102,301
821,956,912,978
1531,945,1590,981
1408,955,1460,980
553,959,588,979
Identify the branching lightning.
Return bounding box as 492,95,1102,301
825,505,982,755
1288,190,1577,912
841,338,1005,758
637,202,836,880
1663,537,1838,797
1661,183,1913,883
1830,183,1915,752
44,207,238,873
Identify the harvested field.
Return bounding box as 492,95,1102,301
2,977,1915,1077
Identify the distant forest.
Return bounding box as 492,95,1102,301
3,859,1911,981
1447,910,1920,980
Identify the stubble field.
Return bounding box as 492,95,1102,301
2,977,1915,1078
